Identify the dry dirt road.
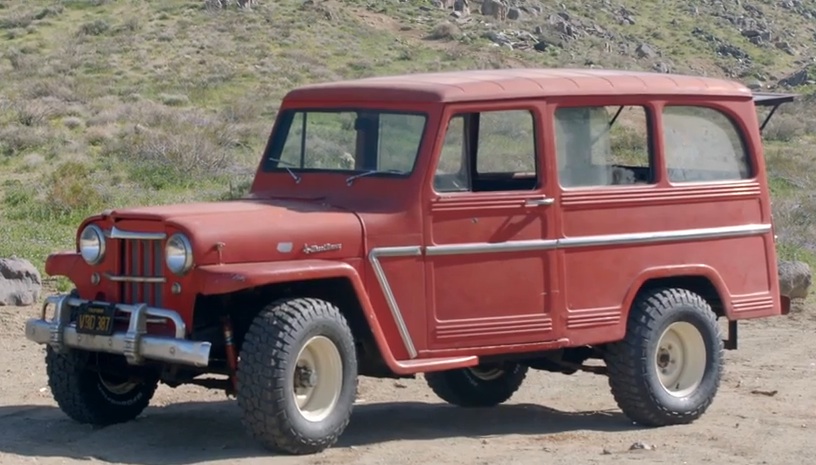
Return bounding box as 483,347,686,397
1,302,814,465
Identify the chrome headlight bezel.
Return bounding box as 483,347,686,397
79,224,106,265
165,233,193,275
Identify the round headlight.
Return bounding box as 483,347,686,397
79,225,105,265
166,233,193,275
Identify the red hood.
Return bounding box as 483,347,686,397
104,199,364,265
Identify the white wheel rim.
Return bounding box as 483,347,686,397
98,375,139,395
468,366,505,381
655,321,707,397
293,335,343,422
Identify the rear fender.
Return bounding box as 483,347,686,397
601,265,734,342
194,260,408,374
621,265,732,319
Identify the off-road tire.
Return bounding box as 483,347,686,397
424,362,528,407
604,287,724,426
45,347,159,426
237,297,358,455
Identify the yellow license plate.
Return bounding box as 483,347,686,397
75,304,116,336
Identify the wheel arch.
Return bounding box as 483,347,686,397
192,261,402,377
622,265,732,320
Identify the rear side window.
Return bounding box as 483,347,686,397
554,105,654,188
662,106,751,182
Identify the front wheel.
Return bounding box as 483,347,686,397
604,287,724,426
424,362,528,407
45,348,159,425
237,297,358,455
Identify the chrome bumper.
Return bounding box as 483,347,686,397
25,295,211,367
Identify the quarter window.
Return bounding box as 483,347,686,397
554,105,654,187
662,106,751,182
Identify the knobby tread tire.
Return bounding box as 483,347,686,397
45,347,158,426
237,297,357,455
604,287,724,427
425,363,528,407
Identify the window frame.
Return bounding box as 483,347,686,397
550,101,659,190
660,103,755,185
260,107,429,178
430,104,544,196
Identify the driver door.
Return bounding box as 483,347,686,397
424,104,560,351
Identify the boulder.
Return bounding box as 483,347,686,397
778,260,811,300
0,257,42,306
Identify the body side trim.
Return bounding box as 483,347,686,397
369,223,772,357
367,246,423,359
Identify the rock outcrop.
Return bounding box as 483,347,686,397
778,260,811,300
0,258,42,306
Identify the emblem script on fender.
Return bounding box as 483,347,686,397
303,243,342,254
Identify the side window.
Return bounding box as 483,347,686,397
476,110,537,175
433,115,469,192
433,110,538,193
554,105,653,187
662,106,751,182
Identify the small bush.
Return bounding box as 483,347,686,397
46,161,106,218
159,93,190,106
427,21,461,41
0,124,48,156
218,177,253,200
62,116,84,129
764,114,806,142
34,5,64,20
14,101,52,127
0,12,34,30
78,19,110,36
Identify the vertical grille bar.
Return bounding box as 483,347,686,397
154,241,164,308
142,239,151,306
115,232,166,307
130,240,139,304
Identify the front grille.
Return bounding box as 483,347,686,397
118,238,165,308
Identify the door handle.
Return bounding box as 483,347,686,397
524,197,555,207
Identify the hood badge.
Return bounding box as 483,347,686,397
303,243,342,254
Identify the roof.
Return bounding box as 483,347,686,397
283,68,753,104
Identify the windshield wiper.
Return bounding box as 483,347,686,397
345,169,403,186
268,158,301,184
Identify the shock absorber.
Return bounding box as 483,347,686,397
221,315,239,395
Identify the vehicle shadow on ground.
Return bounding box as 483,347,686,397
0,400,638,464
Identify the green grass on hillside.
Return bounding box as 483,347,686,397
1,0,816,288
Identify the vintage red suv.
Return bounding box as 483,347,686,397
25,68,795,455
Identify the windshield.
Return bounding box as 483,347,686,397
262,109,427,179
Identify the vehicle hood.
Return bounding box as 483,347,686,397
104,198,364,265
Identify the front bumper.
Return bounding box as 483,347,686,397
25,294,211,367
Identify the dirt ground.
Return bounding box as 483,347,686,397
1,303,814,465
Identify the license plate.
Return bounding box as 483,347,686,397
75,303,116,336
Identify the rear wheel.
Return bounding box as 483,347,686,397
605,287,723,426
237,297,358,455
46,348,159,425
425,362,528,407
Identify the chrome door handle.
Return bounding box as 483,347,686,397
524,197,555,207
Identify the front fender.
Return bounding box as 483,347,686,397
194,259,410,374
194,260,367,296
45,251,88,278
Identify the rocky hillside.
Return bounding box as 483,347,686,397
0,0,815,281
423,0,816,89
